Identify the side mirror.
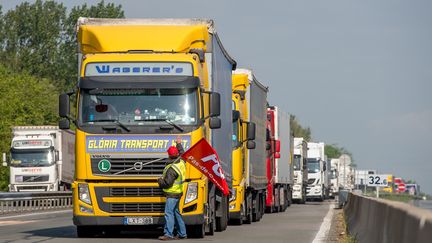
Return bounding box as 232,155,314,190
209,117,221,129
59,119,70,130
247,122,256,140
232,110,240,122
59,93,70,118
247,141,256,149
55,150,60,161
2,153,7,167
210,92,221,117
275,140,281,153
323,163,327,171
275,152,281,159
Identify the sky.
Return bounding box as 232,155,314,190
2,0,432,194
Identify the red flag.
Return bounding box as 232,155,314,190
181,138,230,196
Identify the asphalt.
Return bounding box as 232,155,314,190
0,201,333,243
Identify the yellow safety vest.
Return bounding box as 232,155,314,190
162,160,186,194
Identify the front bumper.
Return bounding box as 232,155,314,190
73,213,205,226
9,183,55,192
306,186,322,197
292,184,303,199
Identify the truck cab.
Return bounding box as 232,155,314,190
58,18,236,238
3,126,74,192
306,142,326,201
293,137,308,203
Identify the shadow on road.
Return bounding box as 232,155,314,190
25,226,164,239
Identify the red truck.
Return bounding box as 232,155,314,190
265,106,294,213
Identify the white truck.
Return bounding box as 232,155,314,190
329,158,340,198
306,142,326,201
2,126,75,192
292,137,307,203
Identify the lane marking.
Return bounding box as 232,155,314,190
0,209,71,220
312,203,335,243
0,220,38,226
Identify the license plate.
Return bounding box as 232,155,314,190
124,217,154,225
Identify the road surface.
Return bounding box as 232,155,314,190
0,201,334,243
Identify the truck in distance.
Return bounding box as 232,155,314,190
2,126,75,192
292,137,308,204
230,69,267,224
306,142,326,201
266,106,293,212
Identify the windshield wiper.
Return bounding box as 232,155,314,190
89,119,131,132
138,118,184,132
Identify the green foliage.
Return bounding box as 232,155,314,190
290,114,311,141
325,144,352,159
0,0,124,90
0,1,124,191
0,65,59,191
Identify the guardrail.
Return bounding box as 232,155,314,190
0,191,72,215
344,192,432,243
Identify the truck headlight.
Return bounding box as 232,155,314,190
229,188,237,202
184,182,198,204
15,175,23,183
78,183,92,205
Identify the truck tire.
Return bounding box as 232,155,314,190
206,183,216,235
216,194,228,231
244,193,253,224
187,224,205,238
252,192,260,222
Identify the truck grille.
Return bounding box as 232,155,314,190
110,187,164,197
109,203,165,213
22,175,49,182
91,158,168,176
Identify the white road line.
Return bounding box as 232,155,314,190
312,203,335,243
0,209,71,220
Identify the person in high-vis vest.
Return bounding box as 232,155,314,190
157,137,187,241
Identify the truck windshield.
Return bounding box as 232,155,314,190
10,149,54,167
80,88,198,126
307,159,320,173
293,155,301,170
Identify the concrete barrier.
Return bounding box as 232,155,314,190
344,193,432,243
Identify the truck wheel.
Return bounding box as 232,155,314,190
216,195,228,231
206,183,216,235
244,194,252,224
187,224,205,238
252,193,260,222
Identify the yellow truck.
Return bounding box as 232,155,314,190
58,18,236,238
229,69,268,224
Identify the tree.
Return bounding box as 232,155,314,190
290,114,312,141
0,0,124,90
0,65,59,191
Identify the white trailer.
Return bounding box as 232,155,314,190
273,107,293,210
329,158,340,198
2,126,75,192
293,137,308,203
306,142,326,201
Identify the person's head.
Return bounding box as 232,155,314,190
167,146,179,159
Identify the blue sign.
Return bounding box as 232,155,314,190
86,135,191,153
85,62,193,76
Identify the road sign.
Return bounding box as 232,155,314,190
367,174,389,187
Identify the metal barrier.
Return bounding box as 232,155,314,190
0,191,72,215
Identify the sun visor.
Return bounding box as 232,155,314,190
78,76,200,89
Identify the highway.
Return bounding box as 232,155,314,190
0,201,334,243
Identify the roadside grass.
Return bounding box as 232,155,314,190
340,212,358,243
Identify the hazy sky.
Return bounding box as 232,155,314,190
3,0,432,194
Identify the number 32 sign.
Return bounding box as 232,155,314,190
367,174,389,187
